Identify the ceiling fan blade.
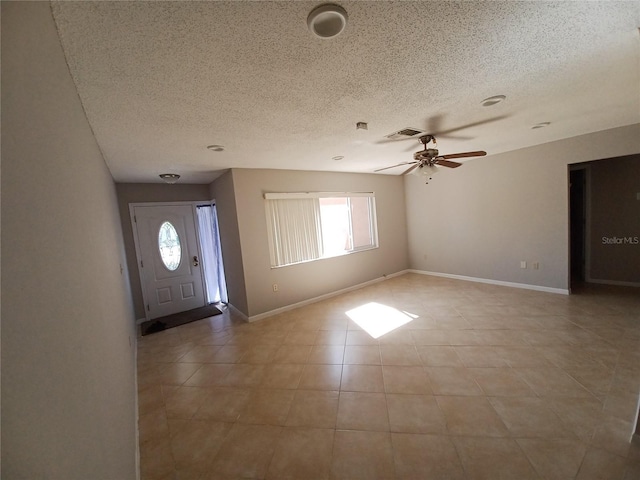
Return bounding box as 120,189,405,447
440,151,487,159
374,161,416,172
375,136,419,145
404,141,422,152
436,115,509,136
402,164,419,175
424,114,443,136
376,138,423,151
434,159,462,168
435,133,473,141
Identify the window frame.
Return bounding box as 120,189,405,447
264,192,379,268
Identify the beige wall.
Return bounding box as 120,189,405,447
210,171,249,314
588,154,640,284
405,124,640,291
228,169,409,317
115,183,212,319
2,3,137,478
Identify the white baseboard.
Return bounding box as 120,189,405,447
247,270,410,323
226,303,249,322
586,278,640,288
409,269,570,295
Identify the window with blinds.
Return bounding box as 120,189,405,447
265,192,378,268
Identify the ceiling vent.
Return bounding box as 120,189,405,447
385,127,424,140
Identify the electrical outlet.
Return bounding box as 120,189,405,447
520,261,527,269
272,283,279,292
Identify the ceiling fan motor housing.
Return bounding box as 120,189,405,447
414,148,439,162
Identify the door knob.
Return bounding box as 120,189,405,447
193,256,199,266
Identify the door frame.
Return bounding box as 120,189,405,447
129,201,207,321
568,163,592,291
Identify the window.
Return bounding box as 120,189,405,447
265,192,378,268
158,221,181,271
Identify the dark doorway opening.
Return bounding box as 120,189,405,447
569,167,587,286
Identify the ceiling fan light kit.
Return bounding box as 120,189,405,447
307,4,348,39
420,164,439,176
420,164,440,184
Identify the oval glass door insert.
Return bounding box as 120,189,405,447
158,221,181,271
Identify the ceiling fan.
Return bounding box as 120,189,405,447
375,134,486,175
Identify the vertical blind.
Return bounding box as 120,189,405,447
265,198,323,267
264,192,376,268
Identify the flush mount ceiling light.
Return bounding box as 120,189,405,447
307,4,348,39
332,155,344,161
207,145,224,152
481,95,506,107
159,173,180,184
532,122,551,129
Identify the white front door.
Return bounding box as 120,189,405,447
133,204,206,319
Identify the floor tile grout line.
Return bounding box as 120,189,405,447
137,275,640,479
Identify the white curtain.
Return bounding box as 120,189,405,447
266,198,323,267
196,204,228,304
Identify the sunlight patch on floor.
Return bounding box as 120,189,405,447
345,302,418,339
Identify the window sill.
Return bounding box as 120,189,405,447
270,245,379,269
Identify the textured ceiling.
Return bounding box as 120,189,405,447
51,1,640,183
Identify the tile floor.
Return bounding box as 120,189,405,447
137,273,640,479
